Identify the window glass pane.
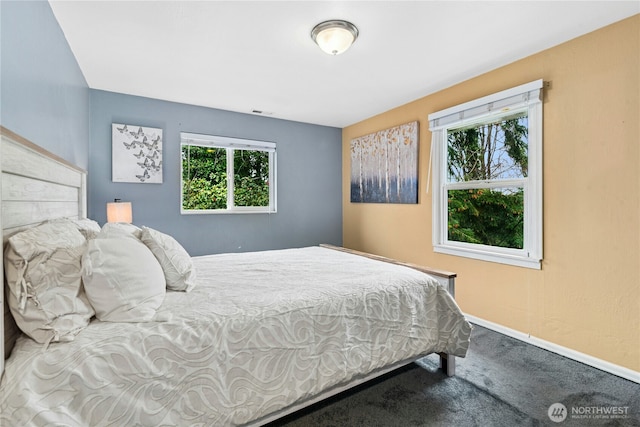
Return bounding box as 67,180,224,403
448,188,524,249
182,145,227,210
233,149,270,207
447,113,528,183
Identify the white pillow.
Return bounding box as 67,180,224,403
81,237,166,322
99,222,142,239
48,217,102,240
72,218,102,240
4,221,95,344
140,226,196,292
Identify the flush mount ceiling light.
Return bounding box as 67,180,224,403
311,20,359,55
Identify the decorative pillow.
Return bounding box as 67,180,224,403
140,226,197,292
81,236,166,322
3,221,95,344
48,217,102,240
99,222,142,239
72,218,102,240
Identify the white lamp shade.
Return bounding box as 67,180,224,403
107,201,133,223
311,20,358,55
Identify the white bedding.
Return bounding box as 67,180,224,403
0,246,472,426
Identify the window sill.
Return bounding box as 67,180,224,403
434,244,541,270
181,209,277,215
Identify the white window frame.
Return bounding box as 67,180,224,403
428,80,543,269
180,132,277,214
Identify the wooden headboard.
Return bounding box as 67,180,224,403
1,126,87,377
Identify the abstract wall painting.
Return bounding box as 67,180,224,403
350,121,419,204
112,124,163,183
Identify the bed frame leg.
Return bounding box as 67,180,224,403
438,353,456,376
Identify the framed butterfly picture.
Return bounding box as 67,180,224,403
112,123,163,183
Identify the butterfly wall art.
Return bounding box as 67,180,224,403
112,124,163,183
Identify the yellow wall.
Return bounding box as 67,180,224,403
342,15,639,372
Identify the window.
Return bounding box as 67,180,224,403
428,80,543,269
181,132,276,214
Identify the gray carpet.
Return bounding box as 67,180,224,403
268,325,640,426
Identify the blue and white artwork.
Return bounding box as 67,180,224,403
112,124,163,183
350,121,418,204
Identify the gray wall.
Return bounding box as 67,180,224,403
89,90,343,256
0,0,89,169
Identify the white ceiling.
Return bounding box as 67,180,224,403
49,1,639,128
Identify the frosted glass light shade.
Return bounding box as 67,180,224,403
107,201,132,223
311,20,358,55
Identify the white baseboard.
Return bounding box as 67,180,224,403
464,314,640,384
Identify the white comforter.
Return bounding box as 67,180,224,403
0,246,471,426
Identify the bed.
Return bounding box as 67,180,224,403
0,127,472,426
